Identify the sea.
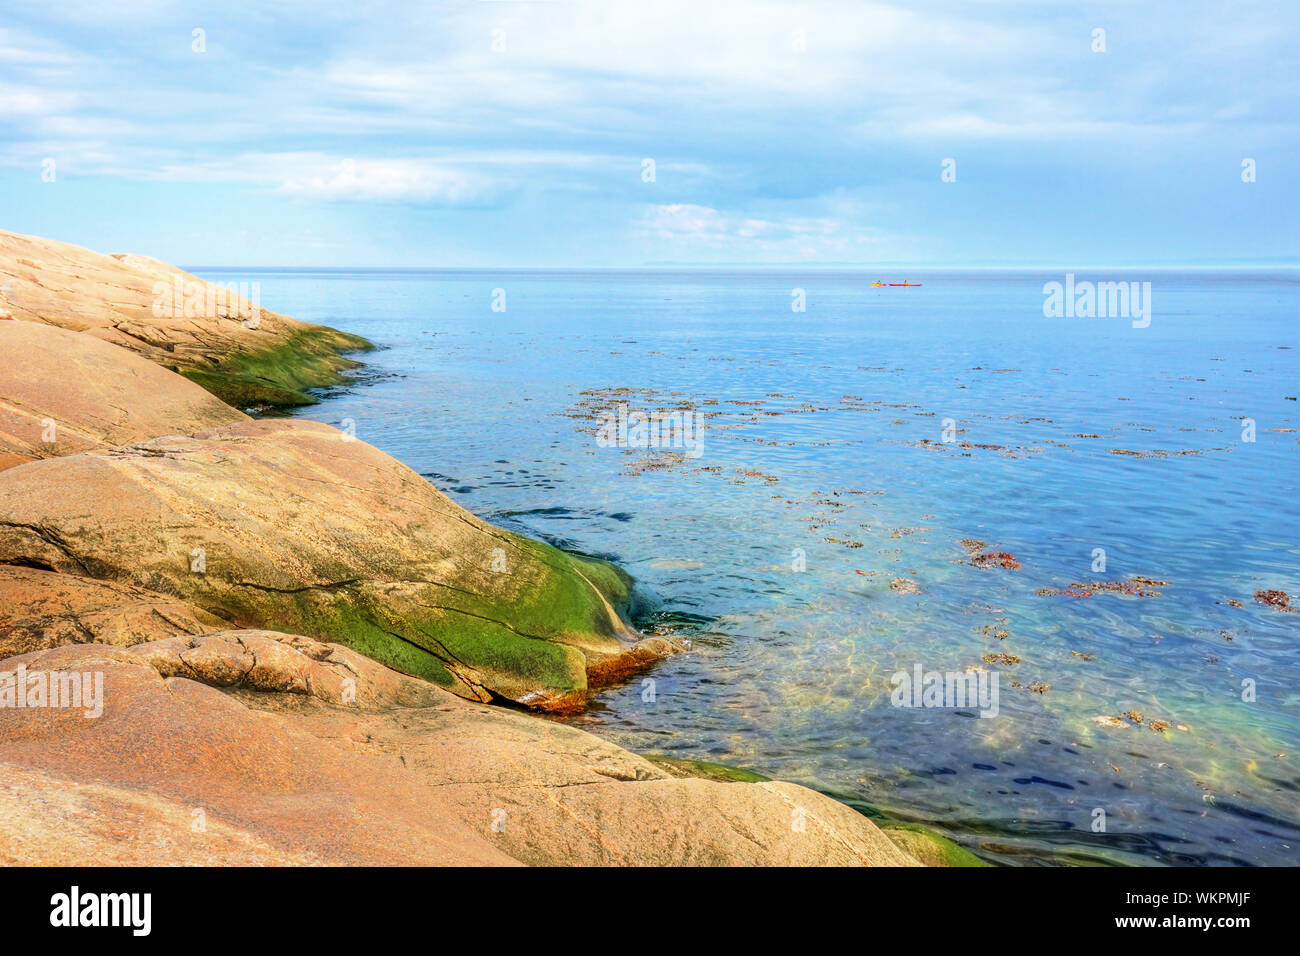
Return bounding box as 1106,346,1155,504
196,266,1300,866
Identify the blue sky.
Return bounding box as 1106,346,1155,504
1,1,1296,267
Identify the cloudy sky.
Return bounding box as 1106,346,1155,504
2,1,1296,267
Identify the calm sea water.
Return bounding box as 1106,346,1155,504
199,267,1300,866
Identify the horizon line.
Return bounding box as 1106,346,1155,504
187,263,1300,273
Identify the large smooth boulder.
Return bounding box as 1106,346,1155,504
0,635,918,866
0,321,247,468
0,418,668,710
0,229,371,408
0,566,224,658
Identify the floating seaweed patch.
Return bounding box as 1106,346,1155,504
1107,710,1179,734
1107,447,1230,458
889,527,928,537
735,468,779,485
982,652,1020,666
1039,576,1166,599
624,451,689,475
958,539,1021,569
1254,589,1295,612
976,619,1010,640
910,439,1040,458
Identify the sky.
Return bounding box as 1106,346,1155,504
1,0,1296,268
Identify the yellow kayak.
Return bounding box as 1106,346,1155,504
870,281,885,287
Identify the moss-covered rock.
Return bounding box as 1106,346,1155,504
0,229,672,711
642,754,771,783
880,823,991,867
0,419,674,710
0,228,372,412
177,327,372,409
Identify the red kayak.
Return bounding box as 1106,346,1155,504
888,282,922,287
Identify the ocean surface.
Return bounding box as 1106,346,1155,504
198,267,1300,866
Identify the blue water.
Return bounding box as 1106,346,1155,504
199,267,1300,866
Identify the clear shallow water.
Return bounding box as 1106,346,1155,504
200,267,1300,866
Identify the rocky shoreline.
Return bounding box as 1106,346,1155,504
0,229,941,865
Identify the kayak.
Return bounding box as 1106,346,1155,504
889,282,922,287
870,281,885,287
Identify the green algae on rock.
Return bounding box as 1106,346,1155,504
176,326,373,409
642,754,771,783
0,231,670,710
640,753,983,863
0,418,673,711
879,824,991,867
828,791,993,866
0,228,373,412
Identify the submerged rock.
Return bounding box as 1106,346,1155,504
1092,715,1130,729
642,754,771,783
879,824,990,867
0,419,672,710
0,636,919,866
0,321,247,468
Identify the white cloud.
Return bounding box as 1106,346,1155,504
1,0,1296,270
0,82,77,117
636,202,894,261
145,152,492,203
145,149,636,202
276,157,486,203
